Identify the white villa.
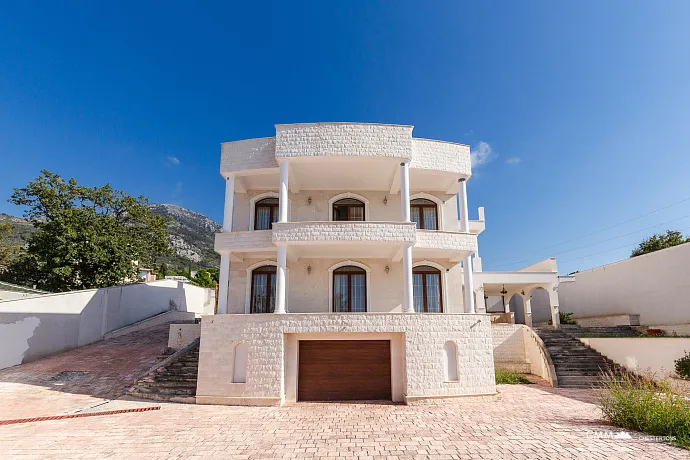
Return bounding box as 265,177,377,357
196,122,561,405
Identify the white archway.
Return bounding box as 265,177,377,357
412,260,448,313
409,192,444,230
328,192,370,221
328,260,371,312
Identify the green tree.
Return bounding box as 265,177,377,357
0,222,15,271
1,170,170,291
631,230,690,257
189,269,217,288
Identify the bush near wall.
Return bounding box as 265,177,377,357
676,352,690,379
600,372,690,449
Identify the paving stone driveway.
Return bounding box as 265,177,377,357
0,326,687,459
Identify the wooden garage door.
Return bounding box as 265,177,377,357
298,340,391,401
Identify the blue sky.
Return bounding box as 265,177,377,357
1,1,690,275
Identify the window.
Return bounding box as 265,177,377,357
332,198,365,221
254,198,279,230
413,265,443,312
250,265,277,313
333,266,367,312
410,198,438,230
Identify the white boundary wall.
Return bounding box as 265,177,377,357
0,280,214,369
580,337,690,376
559,243,690,326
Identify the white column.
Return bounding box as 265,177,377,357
400,161,411,222
504,294,511,313
458,178,469,232
218,175,234,314
549,284,561,329
279,161,289,222
400,161,414,313
475,285,486,313
275,244,287,314
217,254,230,314
523,294,533,327
402,244,414,313
223,175,235,232
463,255,475,313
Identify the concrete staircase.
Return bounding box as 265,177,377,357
128,339,200,403
559,324,640,338
536,328,630,388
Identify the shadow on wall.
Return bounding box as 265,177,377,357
0,280,212,369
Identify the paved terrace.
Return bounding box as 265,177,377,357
0,324,686,459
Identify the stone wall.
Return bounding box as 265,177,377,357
272,221,416,244
196,313,495,405
411,138,471,174
491,324,530,373
275,123,413,160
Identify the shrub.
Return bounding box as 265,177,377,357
675,351,690,379
548,312,577,326
600,371,690,449
495,368,531,384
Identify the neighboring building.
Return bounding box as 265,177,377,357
138,268,157,282
165,275,190,283
197,122,561,406
0,281,48,301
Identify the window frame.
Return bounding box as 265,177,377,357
332,198,366,222
412,265,444,313
250,265,278,313
332,265,368,313
254,197,279,231
410,198,439,230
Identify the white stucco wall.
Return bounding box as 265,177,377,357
196,313,495,405
580,337,690,376
559,243,690,326
0,280,213,369
228,257,467,314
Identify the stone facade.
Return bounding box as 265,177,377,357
411,138,472,174
415,230,478,252
221,137,277,173
214,230,272,252
275,123,414,160
196,313,496,405
492,324,530,373
272,221,417,244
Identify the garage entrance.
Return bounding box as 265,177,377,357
298,340,392,401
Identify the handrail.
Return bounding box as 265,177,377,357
523,326,559,387
135,338,200,381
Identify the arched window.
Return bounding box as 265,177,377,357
443,341,458,381
254,197,279,230
410,198,438,230
333,266,367,312
250,265,277,313
413,265,443,312
233,344,248,383
332,198,365,221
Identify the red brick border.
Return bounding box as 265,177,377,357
0,406,161,426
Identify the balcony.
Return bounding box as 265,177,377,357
414,230,478,262
272,221,416,259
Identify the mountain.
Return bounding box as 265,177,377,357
148,204,222,270
0,213,34,247
0,205,222,271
